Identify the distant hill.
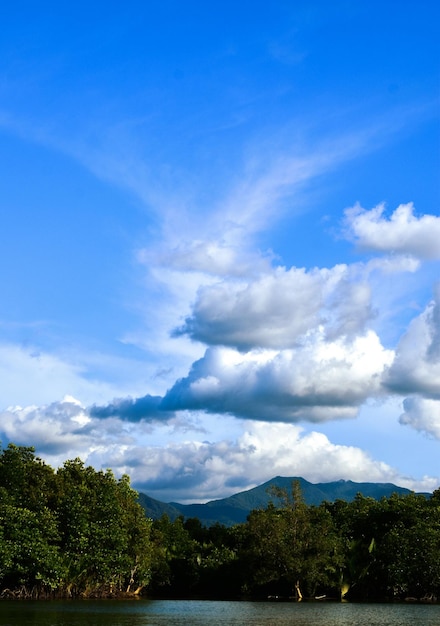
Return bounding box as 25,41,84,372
137,476,431,527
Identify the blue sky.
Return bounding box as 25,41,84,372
1,0,439,502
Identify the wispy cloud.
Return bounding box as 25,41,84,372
0,342,152,409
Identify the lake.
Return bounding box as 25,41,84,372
0,599,439,626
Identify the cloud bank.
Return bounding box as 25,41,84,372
1,399,435,501
90,395,175,422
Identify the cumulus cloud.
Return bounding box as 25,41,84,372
161,331,394,422
343,202,440,259
399,397,440,439
119,422,436,502
384,286,440,398
383,287,440,440
176,264,376,350
0,396,94,455
0,396,197,469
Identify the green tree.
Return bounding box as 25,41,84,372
150,515,199,594
327,491,440,600
55,459,153,596
0,444,57,511
116,474,153,594
243,481,342,599
0,502,63,593
0,444,63,595
380,493,440,599
326,495,379,599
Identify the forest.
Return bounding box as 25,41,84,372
1,443,440,601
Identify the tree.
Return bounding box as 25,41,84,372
0,444,63,595
326,495,379,599
0,444,57,511
55,459,153,596
116,474,153,594
150,515,200,595
243,481,342,599
0,499,63,594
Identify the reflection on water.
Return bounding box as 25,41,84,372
0,599,439,626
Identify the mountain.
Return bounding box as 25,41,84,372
137,492,183,521
138,476,430,527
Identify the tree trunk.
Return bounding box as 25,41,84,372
126,563,139,593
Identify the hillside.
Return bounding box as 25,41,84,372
138,476,430,527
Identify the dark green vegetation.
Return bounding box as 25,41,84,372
0,444,152,598
1,444,440,602
138,476,429,527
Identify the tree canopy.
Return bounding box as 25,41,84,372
0,444,152,598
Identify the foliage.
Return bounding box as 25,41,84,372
239,481,343,598
0,444,152,597
1,443,440,601
325,491,440,600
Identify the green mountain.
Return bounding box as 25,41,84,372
138,476,430,527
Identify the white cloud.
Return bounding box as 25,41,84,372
384,287,440,441
119,421,437,502
344,203,440,259
399,397,440,439
162,331,394,422
365,255,421,274
0,397,93,455
0,396,158,470
384,286,440,397
177,264,377,350
2,399,437,503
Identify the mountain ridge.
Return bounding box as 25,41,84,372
138,476,431,527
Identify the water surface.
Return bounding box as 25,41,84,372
0,599,439,626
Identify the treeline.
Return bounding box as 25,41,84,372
149,482,440,602
1,444,440,601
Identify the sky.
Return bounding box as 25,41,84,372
0,0,439,503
